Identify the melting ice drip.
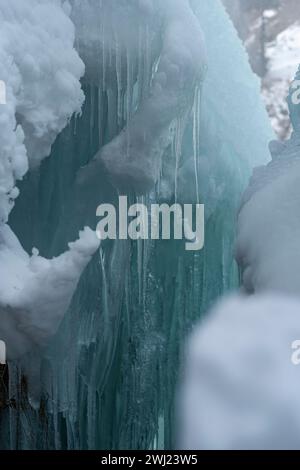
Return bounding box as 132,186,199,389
0,80,5,105
0,340,5,365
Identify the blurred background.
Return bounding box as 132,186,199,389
223,0,300,139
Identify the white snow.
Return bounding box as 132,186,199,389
263,22,300,139
0,225,100,360
266,23,300,82
180,294,300,450
0,0,85,224
264,10,277,20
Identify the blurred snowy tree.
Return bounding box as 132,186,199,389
224,0,300,139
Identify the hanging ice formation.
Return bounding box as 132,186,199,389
0,0,272,449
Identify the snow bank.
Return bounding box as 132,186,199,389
0,0,85,224
0,225,100,360
179,294,300,450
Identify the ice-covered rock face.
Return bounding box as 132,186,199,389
71,0,207,193
180,295,300,450
236,66,300,295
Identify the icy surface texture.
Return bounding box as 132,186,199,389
179,294,300,450
0,0,272,450
236,66,300,294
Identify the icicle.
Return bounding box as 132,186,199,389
136,195,144,306
142,196,151,312
173,113,188,203
126,45,132,158
74,113,78,136
114,29,123,128
101,6,106,91
143,23,151,99
193,85,202,205
98,86,103,148
137,23,145,104
99,247,109,327
90,85,95,146
126,46,133,123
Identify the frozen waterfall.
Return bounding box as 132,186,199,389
0,0,272,450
